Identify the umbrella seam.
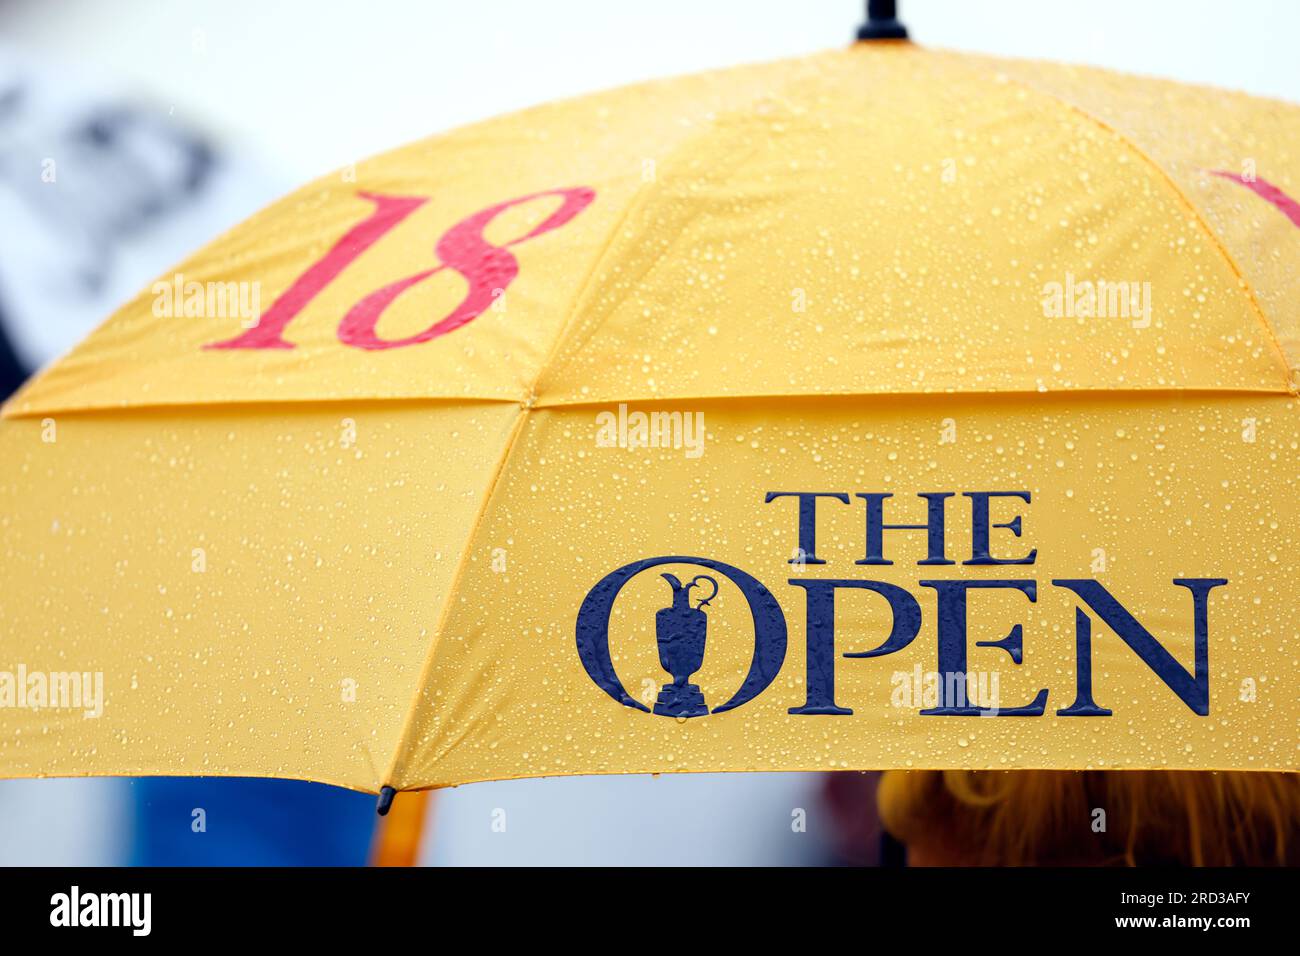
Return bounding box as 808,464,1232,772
984,68,1298,397
525,178,662,401
0,395,526,420
531,384,1294,408
379,404,530,792
3,384,1294,420
526,103,773,401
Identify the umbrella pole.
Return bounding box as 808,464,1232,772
369,789,433,866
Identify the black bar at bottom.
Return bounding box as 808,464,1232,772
1,865,1289,940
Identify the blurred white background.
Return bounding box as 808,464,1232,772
0,0,1297,865
8,0,1300,182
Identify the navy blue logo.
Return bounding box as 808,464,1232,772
576,492,1230,719
575,556,788,717
652,573,717,717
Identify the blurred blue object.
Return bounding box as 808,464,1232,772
130,778,375,866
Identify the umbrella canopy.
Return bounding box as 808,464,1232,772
2,42,1297,796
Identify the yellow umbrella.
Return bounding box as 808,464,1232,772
2,35,1298,815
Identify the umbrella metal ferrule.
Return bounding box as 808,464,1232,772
857,0,909,40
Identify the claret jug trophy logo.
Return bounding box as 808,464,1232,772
574,556,789,718
653,573,719,717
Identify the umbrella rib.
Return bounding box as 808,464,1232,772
6,384,1293,419
526,178,664,403
526,101,774,403
377,173,683,792
530,384,1294,409
378,403,531,793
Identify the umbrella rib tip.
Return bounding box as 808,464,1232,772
376,785,397,816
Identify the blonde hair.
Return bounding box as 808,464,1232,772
877,770,1300,866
